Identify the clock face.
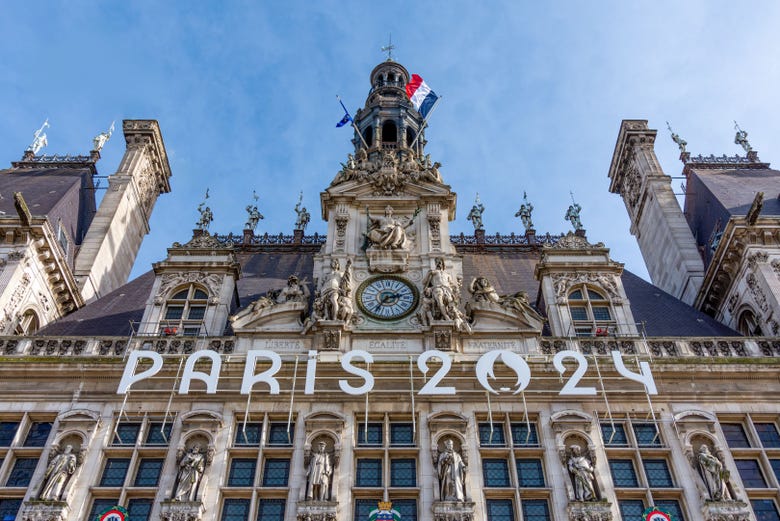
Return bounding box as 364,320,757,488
357,276,419,321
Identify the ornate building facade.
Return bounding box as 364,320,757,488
0,60,779,521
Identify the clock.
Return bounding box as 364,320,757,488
356,276,419,321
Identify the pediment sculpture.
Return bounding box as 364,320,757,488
230,275,310,331
466,276,544,331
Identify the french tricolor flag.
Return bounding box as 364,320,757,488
405,74,439,119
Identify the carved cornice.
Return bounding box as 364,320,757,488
122,119,172,194
607,119,657,195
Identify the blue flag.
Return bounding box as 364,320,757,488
336,113,352,127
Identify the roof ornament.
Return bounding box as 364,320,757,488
244,190,264,232
565,191,584,231
514,191,534,232
27,119,50,154
380,34,395,61
666,121,687,153
466,193,485,231
92,121,115,152
195,188,213,231
734,121,752,153
294,191,310,231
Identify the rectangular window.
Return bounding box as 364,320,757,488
609,459,639,487
633,423,661,446
235,422,262,445
479,423,506,446
356,458,382,487
113,423,141,446
228,458,256,487
6,457,37,487
23,422,52,447
736,459,767,488
482,459,510,487
89,499,120,521
100,458,131,487
354,499,376,521
655,500,685,521
516,458,545,487
164,306,184,320
510,422,538,446
257,498,286,521
643,459,673,487
187,305,206,320
570,306,588,321
393,499,417,521
0,422,19,446
591,306,612,321
601,423,628,446
522,499,550,521
0,498,22,521
751,499,780,521
755,423,780,448
145,422,172,445
390,423,415,446
262,458,290,487
722,423,751,448
134,458,164,487
357,423,383,446
268,422,293,446
221,498,251,521
486,499,515,521
619,500,645,518
390,458,416,487
127,498,153,521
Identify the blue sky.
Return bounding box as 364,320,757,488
2,1,780,282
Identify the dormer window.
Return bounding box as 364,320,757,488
161,284,208,336
738,309,762,336
14,309,40,335
568,286,614,337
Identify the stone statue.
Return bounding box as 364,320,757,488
295,193,311,231
317,258,353,322
306,441,332,501
301,292,325,334
514,192,534,231
666,121,687,154
421,258,467,333
734,121,752,153
92,121,115,152
697,445,732,501
245,205,264,232
567,445,598,501
468,277,501,304
27,119,49,154
565,202,583,231
38,444,82,501
366,206,415,250
172,443,208,502
276,275,309,304
466,194,485,231
196,203,213,231
436,438,467,501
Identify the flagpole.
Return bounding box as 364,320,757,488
409,95,442,151
337,95,370,150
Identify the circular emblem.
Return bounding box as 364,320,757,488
356,276,419,321
643,507,672,521
99,507,127,521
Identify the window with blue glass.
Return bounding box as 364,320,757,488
268,422,293,446
0,498,22,521
633,423,661,446
600,423,628,446
390,458,416,487
6,457,37,487
736,459,767,488
356,458,382,487
655,500,685,521
113,422,141,446
99,458,131,487
722,423,751,448
89,499,119,521
134,458,164,487
0,422,19,446
390,423,415,446
357,423,383,446
228,458,256,487
479,423,506,446
354,499,376,521
619,500,645,518
257,498,286,521
755,423,780,449
127,498,153,521
643,459,673,487
516,458,545,487
235,422,262,445
145,422,172,445
751,499,780,521
262,458,290,487
23,422,52,447
609,459,638,487
393,499,417,521
522,499,550,521
486,499,514,521
221,498,251,521
482,459,510,487
510,422,538,446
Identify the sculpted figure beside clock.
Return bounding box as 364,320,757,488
366,205,415,250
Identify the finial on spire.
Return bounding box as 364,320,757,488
27,119,50,154
666,121,687,153
92,121,115,152
196,189,213,231
734,121,752,153
381,34,395,61
565,192,584,232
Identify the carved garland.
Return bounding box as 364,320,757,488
154,272,223,305
552,272,621,304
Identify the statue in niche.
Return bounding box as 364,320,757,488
172,443,212,502
697,444,733,501
435,438,467,502
366,206,415,250
565,202,583,232
466,194,485,231
37,443,84,501
514,191,534,231
566,445,599,501
244,204,264,232
305,440,333,501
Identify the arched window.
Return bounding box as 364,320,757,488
363,127,373,147
15,309,40,335
161,284,208,336
381,120,397,145
406,129,416,147
568,286,614,337
738,309,762,336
